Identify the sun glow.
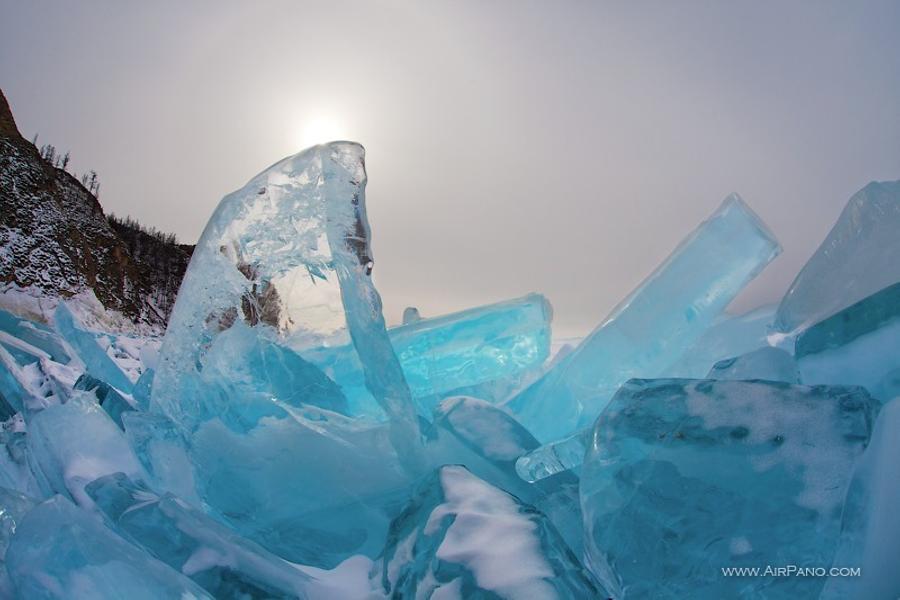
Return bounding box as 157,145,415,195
295,114,348,150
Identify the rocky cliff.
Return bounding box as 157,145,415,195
0,88,191,329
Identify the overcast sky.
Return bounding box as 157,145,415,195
2,1,899,335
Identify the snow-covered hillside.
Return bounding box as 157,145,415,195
0,89,190,333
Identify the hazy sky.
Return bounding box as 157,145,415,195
2,1,899,335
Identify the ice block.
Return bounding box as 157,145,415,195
506,195,781,441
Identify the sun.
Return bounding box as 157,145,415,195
295,114,348,150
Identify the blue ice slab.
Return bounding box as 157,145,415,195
506,195,781,442
86,473,315,598
132,367,153,411
822,398,900,599
707,346,799,383
391,293,551,401
151,143,420,455
308,293,553,417
5,495,212,599
53,303,134,393
0,309,70,364
795,281,900,398
74,373,136,428
0,342,40,367
26,392,146,506
374,465,604,598
581,378,877,599
776,180,900,333
0,324,56,366
122,411,201,507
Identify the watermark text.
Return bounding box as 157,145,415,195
721,565,860,578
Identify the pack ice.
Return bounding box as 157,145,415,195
0,142,897,599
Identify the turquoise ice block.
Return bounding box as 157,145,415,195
581,378,877,598
506,195,781,442
308,293,552,416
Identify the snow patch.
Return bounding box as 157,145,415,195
426,465,556,599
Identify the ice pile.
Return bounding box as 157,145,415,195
0,142,897,599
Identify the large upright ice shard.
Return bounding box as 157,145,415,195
776,180,900,333
151,142,420,447
144,144,436,568
506,195,781,442
581,378,877,598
